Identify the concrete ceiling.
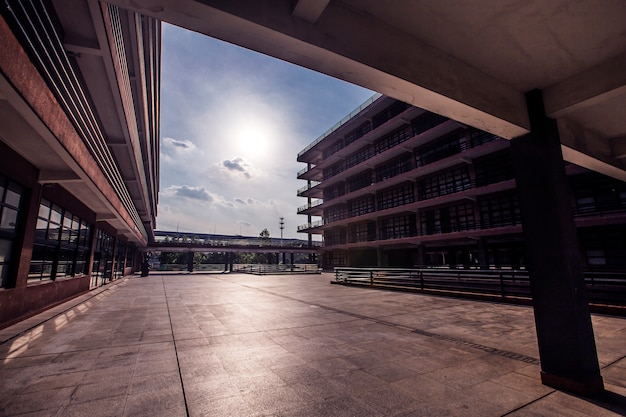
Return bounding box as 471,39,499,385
106,0,626,180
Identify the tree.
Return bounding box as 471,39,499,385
259,228,270,239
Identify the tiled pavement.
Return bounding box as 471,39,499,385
0,272,624,416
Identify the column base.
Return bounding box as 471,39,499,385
541,371,604,397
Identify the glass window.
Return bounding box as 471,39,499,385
28,199,92,284
0,175,25,288
0,208,18,231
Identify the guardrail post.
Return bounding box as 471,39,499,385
499,270,506,298
420,270,424,290
370,270,374,286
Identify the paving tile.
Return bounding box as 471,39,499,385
0,272,623,417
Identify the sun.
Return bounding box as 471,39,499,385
234,121,274,158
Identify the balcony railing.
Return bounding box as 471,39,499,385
298,93,383,158
297,199,323,213
297,219,324,231
297,181,321,195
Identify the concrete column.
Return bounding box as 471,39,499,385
187,251,194,273
510,89,603,396
478,238,488,268
416,244,425,267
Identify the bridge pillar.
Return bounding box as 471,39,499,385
229,253,233,272
510,90,603,395
187,252,194,273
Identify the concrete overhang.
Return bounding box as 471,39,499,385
106,0,626,180
0,62,146,245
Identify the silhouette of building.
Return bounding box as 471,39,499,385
297,95,626,270
0,1,159,327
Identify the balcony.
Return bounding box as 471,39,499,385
297,199,324,214
297,219,325,232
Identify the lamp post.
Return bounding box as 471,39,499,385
279,217,284,246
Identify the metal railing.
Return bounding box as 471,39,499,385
297,199,324,213
298,93,383,158
334,267,626,307
234,264,321,275
297,219,324,231
297,182,321,195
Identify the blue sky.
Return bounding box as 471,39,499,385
157,23,374,238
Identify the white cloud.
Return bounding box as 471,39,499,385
220,157,253,179
163,185,213,202
162,137,195,150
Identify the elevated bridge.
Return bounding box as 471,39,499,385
148,230,319,254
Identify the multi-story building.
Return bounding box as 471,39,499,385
297,95,626,270
0,1,160,327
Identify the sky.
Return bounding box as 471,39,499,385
157,23,375,239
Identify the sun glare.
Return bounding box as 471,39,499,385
234,122,273,158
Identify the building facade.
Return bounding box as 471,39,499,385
0,1,160,327
297,95,626,271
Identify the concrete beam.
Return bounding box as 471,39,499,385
105,0,530,139
292,0,330,23
558,118,626,181
612,137,626,159
543,54,626,118
38,170,82,183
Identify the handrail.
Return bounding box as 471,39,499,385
333,267,626,307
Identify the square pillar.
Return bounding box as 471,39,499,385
510,90,603,396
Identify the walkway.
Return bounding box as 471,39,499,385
0,273,624,416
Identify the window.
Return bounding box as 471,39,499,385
474,150,513,187
324,205,347,224
349,222,376,243
579,227,626,267
348,195,375,217
113,240,126,280
468,128,499,147
344,122,371,146
324,229,346,246
417,166,471,200
29,199,92,284
571,173,626,215
92,228,115,287
378,183,415,211
420,203,475,235
345,145,374,169
0,175,25,288
412,112,448,137
375,154,413,182
372,101,409,128
323,161,345,180
379,214,416,240
373,125,413,154
322,139,344,159
125,244,135,269
415,130,465,167
347,171,372,193
323,183,345,201
479,193,521,229
324,250,347,267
